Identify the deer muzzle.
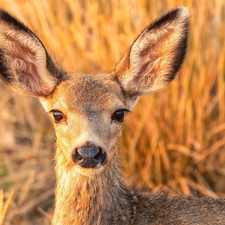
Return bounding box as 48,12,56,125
72,145,107,168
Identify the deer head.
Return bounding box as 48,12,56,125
0,7,189,177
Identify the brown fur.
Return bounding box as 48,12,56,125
1,7,225,225
115,7,189,97
0,9,63,97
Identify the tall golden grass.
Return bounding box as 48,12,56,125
0,190,13,225
0,0,224,224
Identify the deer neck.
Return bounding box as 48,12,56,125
53,148,131,225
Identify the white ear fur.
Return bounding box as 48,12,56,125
0,9,62,97
115,7,189,98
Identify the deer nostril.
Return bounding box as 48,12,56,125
76,151,83,162
94,150,102,163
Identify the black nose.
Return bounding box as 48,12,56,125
73,146,105,168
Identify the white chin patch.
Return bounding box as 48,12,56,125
74,166,104,176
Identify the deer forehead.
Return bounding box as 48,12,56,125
41,74,126,116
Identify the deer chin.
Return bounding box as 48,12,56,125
74,165,104,177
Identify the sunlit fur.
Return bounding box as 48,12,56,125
1,6,225,225
41,74,126,178
0,9,62,97
115,7,189,97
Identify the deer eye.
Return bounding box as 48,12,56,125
51,110,63,123
112,109,129,122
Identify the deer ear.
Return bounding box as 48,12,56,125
114,7,189,99
0,9,64,97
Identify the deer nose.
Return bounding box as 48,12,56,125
73,146,104,168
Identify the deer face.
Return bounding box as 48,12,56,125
40,74,131,176
0,8,189,176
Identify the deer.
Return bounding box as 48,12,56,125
0,6,225,225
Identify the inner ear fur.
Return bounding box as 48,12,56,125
114,7,190,97
0,9,64,97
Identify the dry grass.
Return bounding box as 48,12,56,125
0,0,224,224
0,190,14,225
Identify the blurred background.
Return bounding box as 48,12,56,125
0,0,224,224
